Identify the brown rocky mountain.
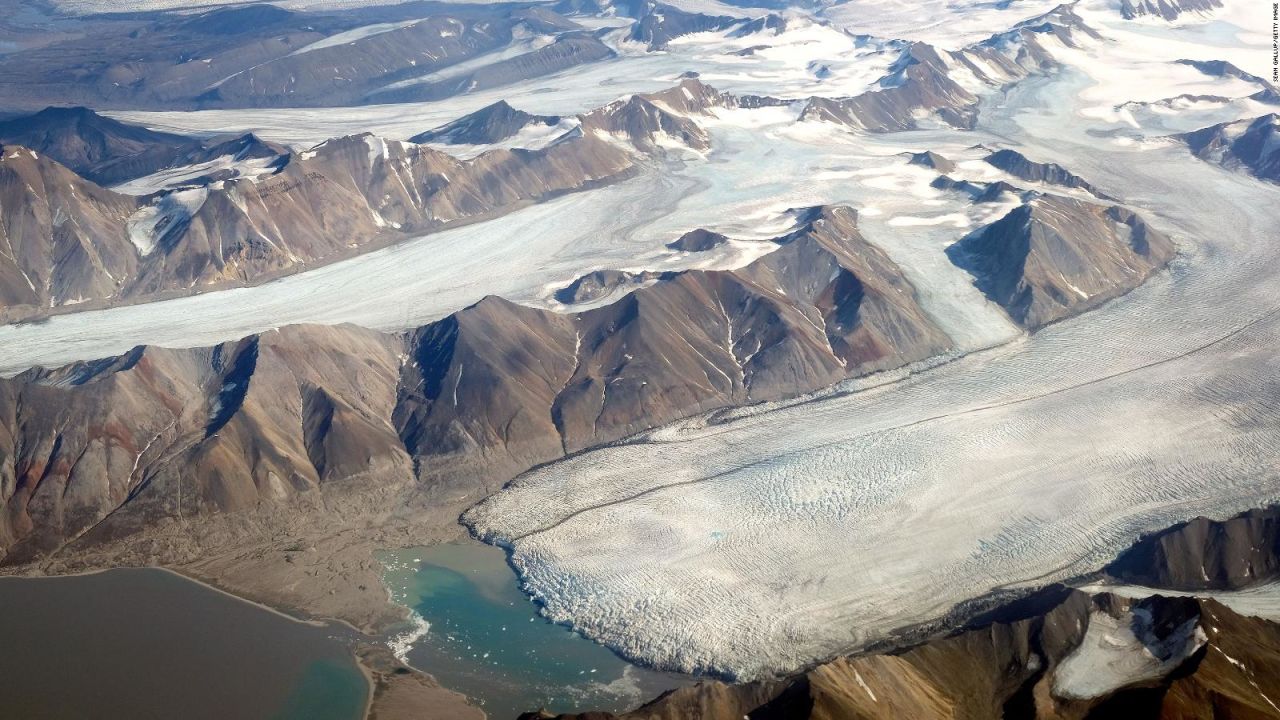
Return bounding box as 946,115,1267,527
1104,506,1280,591
947,194,1176,329
984,149,1115,200
907,150,956,173
0,106,292,188
931,175,1026,203
0,80,722,320
1178,114,1280,183
0,325,412,565
628,1,739,50
798,5,1099,133
410,101,562,145
0,205,950,564
398,205,951,480
1176,59,1280,104
0,145,140,309
554,269,674,304
0,106,198,185
666,228,730,252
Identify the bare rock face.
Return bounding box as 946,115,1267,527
554,269,673,304
0,324,412,564
907,150,956,174
947,194,1175,329
932,175,1026,204
1105,506,1280,591
186,133,289,166
1120,0,1222,20
0,145,140,310
119,128,636,297
0,107,198,185
394,296,581,495
984,148,1114,200
1178,114,1280,183
799,42,984,132
666,228,729,252
411,101,562,145
629,2,738,50
0,107,293,190
578,78,731,152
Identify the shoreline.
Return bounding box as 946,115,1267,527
0,549,477,720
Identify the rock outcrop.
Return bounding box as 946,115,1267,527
0,145,141,309
984,148,1114,200
1178,114,1280,183
0,107,199,185
947,194,1175,329
0,324,413,564
410,101,563,145
396,205,951,482
907,150,956,174
1120,0,1222,20
666,228,729,252
554,269,673,304
629,2,739,50
1105,506,1280,591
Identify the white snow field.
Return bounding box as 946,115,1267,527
4,0,1279,686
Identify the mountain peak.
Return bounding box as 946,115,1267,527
411,101,559,145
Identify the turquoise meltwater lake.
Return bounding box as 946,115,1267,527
379,541,689,719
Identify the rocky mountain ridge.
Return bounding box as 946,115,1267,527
947,193,1176,329
1120,0,1223,21
0,80,722,320
0,204,953,565
1178,114,1280,183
